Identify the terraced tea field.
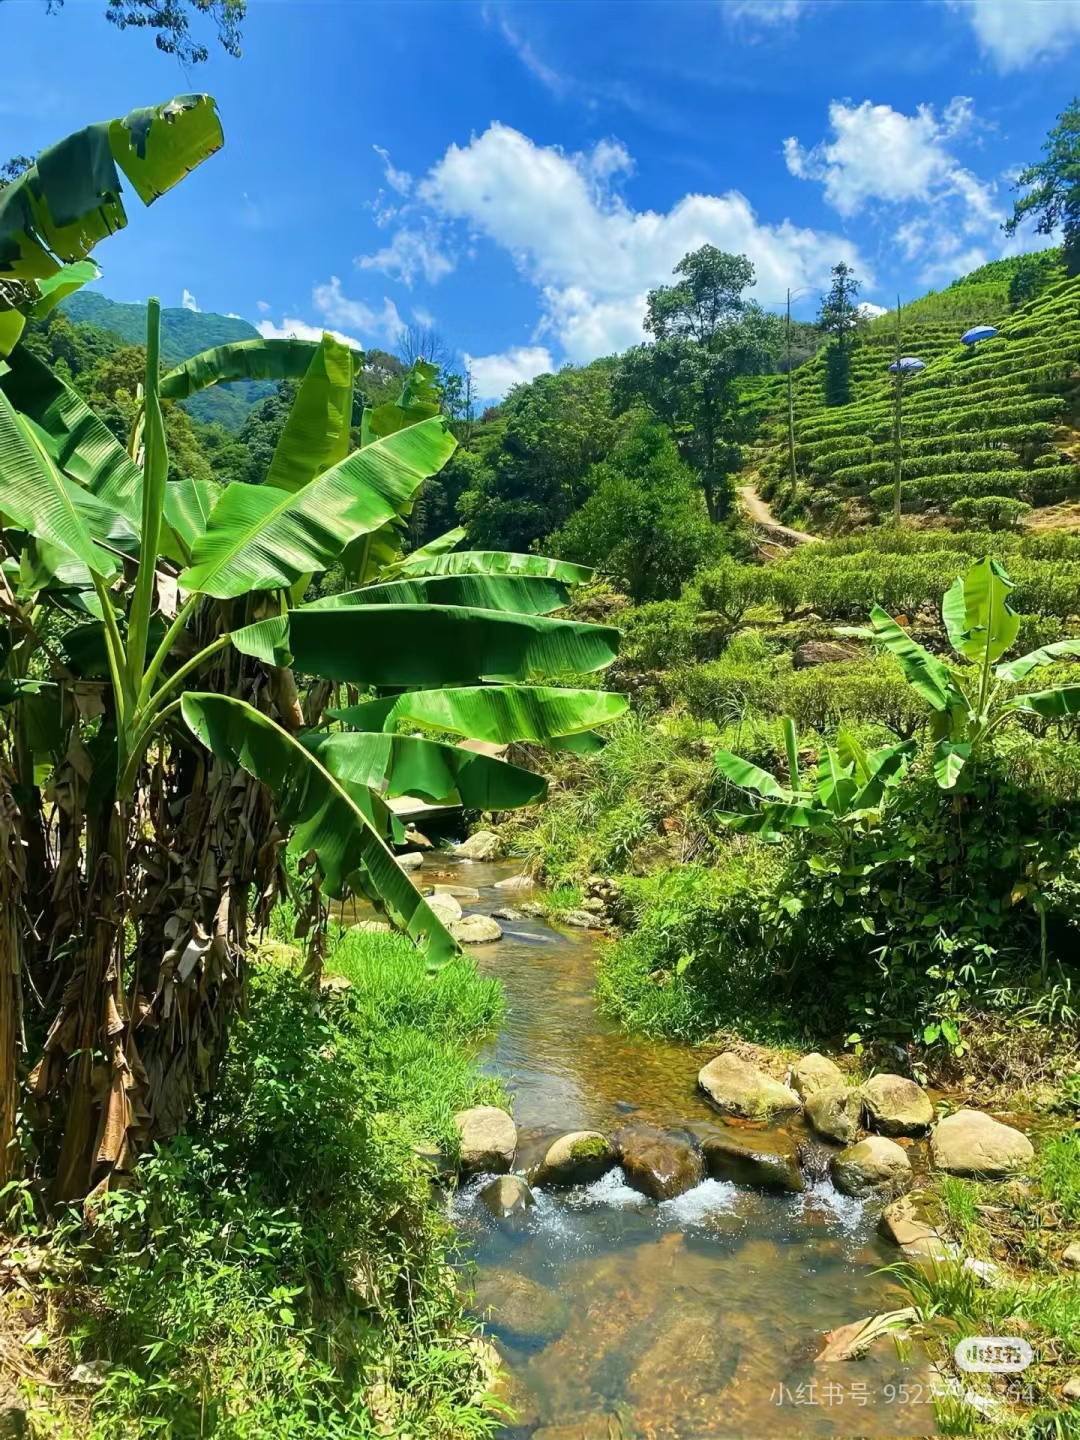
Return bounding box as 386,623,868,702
751,264,1080,529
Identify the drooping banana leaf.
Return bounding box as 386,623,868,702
304,572,571,616
835,728,871,785
26,260,101,320
159,337,326,400
942,557,1020,668
179,416,456,598
932,739,972,790
0,391,116,578
302,730,547,809
0,96,223,280
996,640,1080,683
231,605,620,685
181,693,456,967
1005,685,1080,718
851,740,918,808
327,685,627,741
390,525,466,567
0,346,143,528
264,334,353,493
0,311,25,359
163,478,223,562
848,605,961,713
339,516,408,586
714,749,791,801
390,549,594,583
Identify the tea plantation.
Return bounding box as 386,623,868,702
751,255,1080,528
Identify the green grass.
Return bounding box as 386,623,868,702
14,935,505,1439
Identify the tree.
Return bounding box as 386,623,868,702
615,246,781,521
398,323,451,373
1006,98,1080,276
818,262,860,407
550,418,720,603
44,0,245,64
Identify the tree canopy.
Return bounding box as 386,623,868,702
1006,96,1080,276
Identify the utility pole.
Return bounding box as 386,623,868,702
892,293,903,525
786,288,798,505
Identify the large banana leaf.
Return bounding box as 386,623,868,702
305,572,570,616
1005,685,1080,718
942,558,1020,668
996,640,1080,683
851,740,918,809
231,604,620,685
160,338,324,401
0,347,143,528
714,749,790,800
179,417,455,598
391,549,594,583
0,96,222,280
328,685,627,740
163,478,223,562
181,694,456,967
932,739,972,790
815,748,859,816
847,606,961,713
264,334,353,493
302,730,546,808
361,359,441,447
0,391,116,578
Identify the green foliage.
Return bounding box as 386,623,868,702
28,947,501,1437
551,419,720,601
1006,98,1080,275
951,496,1033,530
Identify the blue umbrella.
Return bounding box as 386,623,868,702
888,356,926,374
961,324,998,345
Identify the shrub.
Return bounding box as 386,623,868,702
780,657,928,739
951,496,1033,529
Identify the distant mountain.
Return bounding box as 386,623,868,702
61,291,274,431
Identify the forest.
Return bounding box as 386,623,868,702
0,67,1079,1440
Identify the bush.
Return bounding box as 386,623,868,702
951,495,1033,529
780,657,927,739
670,631,784,725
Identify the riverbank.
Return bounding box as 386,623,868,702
1,933,504,1439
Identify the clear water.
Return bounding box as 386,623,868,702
427,858,935,1438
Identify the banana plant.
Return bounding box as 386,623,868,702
715,718,917,842
0,303,625,1198
838,557,1080,789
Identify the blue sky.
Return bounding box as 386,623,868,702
4,0,1080,398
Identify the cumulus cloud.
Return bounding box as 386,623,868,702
254,278,405,352
857,301,889,318
255,316,363,349
418,123,863,363
356,223,455,287
949,0,1080,69
181,289,199,312
465,345,554,401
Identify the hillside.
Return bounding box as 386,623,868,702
61,291,274,430
750,255,1080,529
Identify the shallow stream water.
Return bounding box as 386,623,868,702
427,858,935,1438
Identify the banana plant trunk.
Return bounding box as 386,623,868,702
0,768,25,1188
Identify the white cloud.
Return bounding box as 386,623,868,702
226,312,242,319
373,144,412,195
356,223,455,287
256,299,271,313
465,345,554,400
784,97,993,218
255,316,363,349
487,10,567,96
726,0,811,23
181,289,199,312
857,301,889,318
419,123,864,363
312,275,407,343
949,0,1080,69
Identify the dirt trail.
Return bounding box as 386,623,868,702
736,484,817,546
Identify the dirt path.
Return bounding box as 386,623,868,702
737,484,817,546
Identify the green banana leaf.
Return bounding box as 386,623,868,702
835,728,871,785
181,693,456,967
160,338,324,401
388,526,466,569
851,740,917,809
1005,685,1080,718
302,730,546,808
995,640,1080,683
304,572,570,617
714,749,791,800
360,359,441,447
942,558,1020,668
547,730,606,754
0,347,144,530
858,605,960,713
932,739,972,790
179,416,455,598
163,478,223,562
0,311,25,359
232,604,619,685
328,685,627,741
815,747,859,816
339,517,408,586
0,95,222,280
27,260,101,320
0,391,116,578
391,549,594,583
264,334,353,493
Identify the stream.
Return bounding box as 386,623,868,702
428,858,934,1438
